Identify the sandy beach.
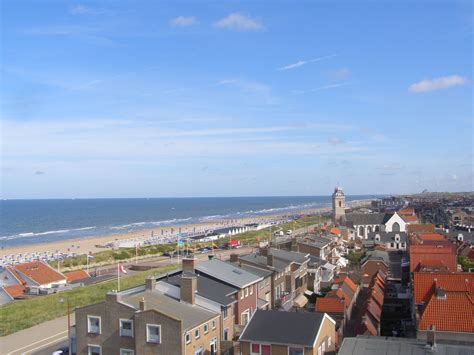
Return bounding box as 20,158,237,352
1,200,369,260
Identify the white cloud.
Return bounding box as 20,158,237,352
70,5,110,15
170,16,198,27
409,75,468,93
214,13,264,31
329,67,351,80
217,78,274,103
291,82,350,94
278,55,336,71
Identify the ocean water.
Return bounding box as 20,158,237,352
0,196,373,248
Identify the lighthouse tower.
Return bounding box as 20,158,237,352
332,187,346,224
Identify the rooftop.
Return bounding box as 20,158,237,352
339,336,474,355
122,290,218,331
14,261,66,285
239,310,330,347
195,258,262,288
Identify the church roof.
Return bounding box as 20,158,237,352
345,213,387,226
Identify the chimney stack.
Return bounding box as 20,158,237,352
426,325,436,348
180,273,197,305
260,247,268,257
146,276,156,291
267,254,274,267
139,297,146,311
230,253,239,263
106,291,121,303
182,257,196,274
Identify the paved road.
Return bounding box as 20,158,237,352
0,247,253,354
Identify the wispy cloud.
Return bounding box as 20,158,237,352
214,13,264,31
329,67,351,81
291,82,350,94
409,75,468,93
70,5,111,15
170,16,198,27
278,55,336,71
34,170,45,175
217,78,274,103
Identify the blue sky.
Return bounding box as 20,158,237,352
1,0,472,198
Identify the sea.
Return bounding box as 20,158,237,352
0,195,375,248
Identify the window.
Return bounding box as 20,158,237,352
195,328,200,339
245,288,249,297
224,328,229,341
250,286,253,295
195,348,203,355
87,316,101,334
119,319,133,337
289,347,304,355
390,242,394,248
87,345,101,355
328,336,332,347
240,291,244,299
222,306,228,319
146,324,161,343
241,310,250,325
120,350,134,355
251,344,271,355
204,323,209,334
317,346,322,355
211,319,216,329
185,332,191,344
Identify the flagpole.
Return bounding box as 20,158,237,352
117,263,120,291
135,244,138,264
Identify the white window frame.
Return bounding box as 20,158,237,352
328,336,332,347
245,287,249,297
119,349,134,355
87,344,102,355
241,309,250,325
250,343,261,355
185,332,191,344
119,318,134,337
195,328,200,339
240,290,244,299
211,319,216,329
146,323,161,343
87,315,101,334
204,323,209,334
250,286,254,295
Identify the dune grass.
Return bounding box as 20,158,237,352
0,264,178,336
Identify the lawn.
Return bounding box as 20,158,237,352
0,264,178,336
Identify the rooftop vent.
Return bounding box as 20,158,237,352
435,287,446,300
232,270,242,275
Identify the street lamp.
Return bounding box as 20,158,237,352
59,296,72,354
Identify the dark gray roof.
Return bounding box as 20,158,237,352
239,310,327,347
239,264,273,278
164,272,238,306
270,248,309,264
196,259,262,288
362,250,390,265
239,253,289,272
345,213,387,226
122,290,218,331
368,231,407,243
339,336,474,355
308,255,325,267
300,236,332,249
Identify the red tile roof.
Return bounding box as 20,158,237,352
416,233,446,241
407,224,435,235
398,208,415,215
330,227,342,236
64,270,90,283
409,245,457,272
402,215,418,222
4,284,25,298
413,272,474,333
315,297,345,313
413,272,474,305
14,261,66,286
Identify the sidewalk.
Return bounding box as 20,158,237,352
0,314,75,355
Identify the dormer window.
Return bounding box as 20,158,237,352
457,234,464,241
375,234,380,242
395,234,400,242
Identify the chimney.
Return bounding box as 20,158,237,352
146,276,156,291
106,291,121,303
182,257,196,274
180,273,197,305
230,253,239,263
208,254,214,260
139,297,146,311
260,247,268,257
426,325,436,348
267,254,274,267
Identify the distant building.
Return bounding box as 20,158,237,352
345,212,407,239
239,310,336,355
332,187,346,224
365,231,408,251
12,260,67,290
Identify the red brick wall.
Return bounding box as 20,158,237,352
235,283,258,325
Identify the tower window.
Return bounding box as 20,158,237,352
339,201,342,207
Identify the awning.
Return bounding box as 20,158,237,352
294,294,308,308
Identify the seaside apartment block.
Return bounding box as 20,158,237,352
75,280,221,355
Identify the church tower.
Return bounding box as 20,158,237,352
332,186,346,224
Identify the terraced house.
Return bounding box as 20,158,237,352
75,278,221,355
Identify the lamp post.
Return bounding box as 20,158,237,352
59,297,71,353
